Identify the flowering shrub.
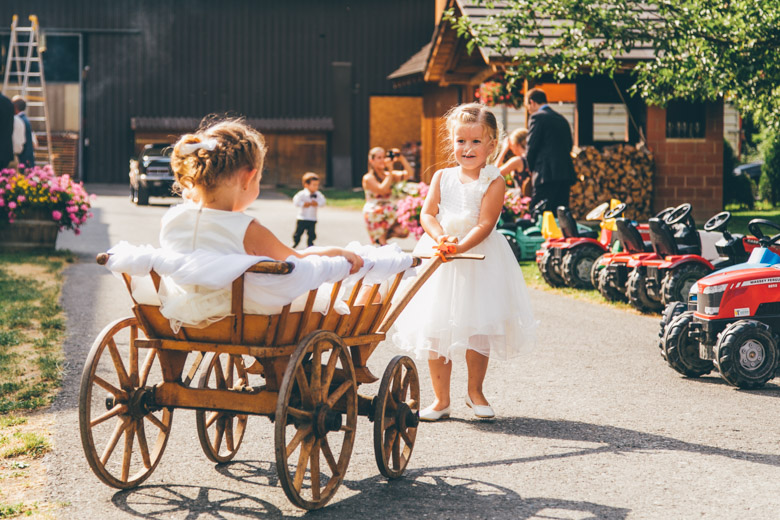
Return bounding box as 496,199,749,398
475,79,524,108
0,165,95,234
503,189,531,221
395,181,429,239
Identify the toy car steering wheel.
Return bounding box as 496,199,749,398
653,206,675,221
665,203,692,225
604,203,627,220
747,219,780,248
585,202,610,221
530,199,548,215
703,211,731,232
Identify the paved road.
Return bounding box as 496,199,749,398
48,186,780,519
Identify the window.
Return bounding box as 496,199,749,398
593,103,628,142
666,100,705,139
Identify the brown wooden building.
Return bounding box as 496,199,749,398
389,0,724,221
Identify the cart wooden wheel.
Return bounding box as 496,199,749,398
274,330,358,510
195,352,250,463
79,317,173,489
373,355,420,478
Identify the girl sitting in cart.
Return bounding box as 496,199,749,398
390,103,537,421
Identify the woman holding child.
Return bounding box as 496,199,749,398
361,147,413,245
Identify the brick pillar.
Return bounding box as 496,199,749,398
646,100,724,223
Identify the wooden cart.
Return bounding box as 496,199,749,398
79,252,477,510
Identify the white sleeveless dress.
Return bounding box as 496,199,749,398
389,166,536,361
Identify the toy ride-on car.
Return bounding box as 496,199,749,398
535,202,623,289
662,219,780,388
612,204,732,312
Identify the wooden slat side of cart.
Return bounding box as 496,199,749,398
79,252,480,510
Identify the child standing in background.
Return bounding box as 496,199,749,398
292,172,326,248
390,103,536,421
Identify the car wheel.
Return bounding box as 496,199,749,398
597,265,626,302
658,302,687,356
715,320,778,389
538,249,565,287
136,185,150,206
664,311,713,377
660,263,710,305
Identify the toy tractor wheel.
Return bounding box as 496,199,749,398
658,302,688,357
597,265,626,302
590,254,609,290
627,269,664,313
715,320,779,389
503,235,522,262
539,249,565,287
561,244,603,289
663,311,713,377
195,352,250,463
660,263,711,305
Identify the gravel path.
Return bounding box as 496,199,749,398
47,186,780,519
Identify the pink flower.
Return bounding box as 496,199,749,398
52,210,62,220
8,201,16,209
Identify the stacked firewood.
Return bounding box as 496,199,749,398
569,144,655,220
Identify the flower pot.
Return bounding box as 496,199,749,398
0,209,58,252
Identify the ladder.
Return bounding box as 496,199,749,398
2,14,53,168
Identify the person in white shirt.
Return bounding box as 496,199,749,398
12,96,35,168
292,172,326,248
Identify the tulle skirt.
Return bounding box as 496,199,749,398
388,230,536,362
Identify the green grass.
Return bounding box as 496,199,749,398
0,502,36,519
725,202,780,236
275,187,366,211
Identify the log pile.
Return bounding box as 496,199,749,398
569,144,655,220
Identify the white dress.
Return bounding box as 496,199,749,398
389,165,536,361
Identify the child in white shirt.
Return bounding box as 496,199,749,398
292,172,326,247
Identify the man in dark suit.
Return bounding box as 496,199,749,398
0,92,14,168
525,87,576,209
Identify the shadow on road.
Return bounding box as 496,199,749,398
112,471,630,520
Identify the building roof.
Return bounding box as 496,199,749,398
130,117,334,133
389,0,656,86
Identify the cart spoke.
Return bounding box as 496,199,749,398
382,415,396,431
310,343,322,405
285,424,312,458
226,356,235,388
92,375,126,401
325,380,352,407
100,416,130,465
310,440,321,501
136,418,152,469
400,369,411,399
292,437,314,492
383,429,398,462
320,437,339,475
400,428,414,447
287,407,313,420
213,417,225,453
391,428,401,469
214,356,225,387
205,411,220,428
90,403,128,428
121,420,136,482
145,412,168,433
129,325,139,386
139,349,158,387
295,366,313,408
225,417,235,452
321,347,340,401
107,339,132,390
391,367,402,396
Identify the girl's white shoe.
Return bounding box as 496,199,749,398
419,404,451,421
465,395,495,419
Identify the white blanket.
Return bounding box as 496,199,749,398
105,241,414,331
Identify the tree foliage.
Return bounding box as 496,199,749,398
448,0,780,128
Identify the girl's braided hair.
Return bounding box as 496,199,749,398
171,117,267,196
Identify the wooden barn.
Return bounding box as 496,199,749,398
0,1,434,188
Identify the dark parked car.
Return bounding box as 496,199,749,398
733,161,763,182
129,143,176,205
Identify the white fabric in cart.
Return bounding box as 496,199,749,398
105,241,413,332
